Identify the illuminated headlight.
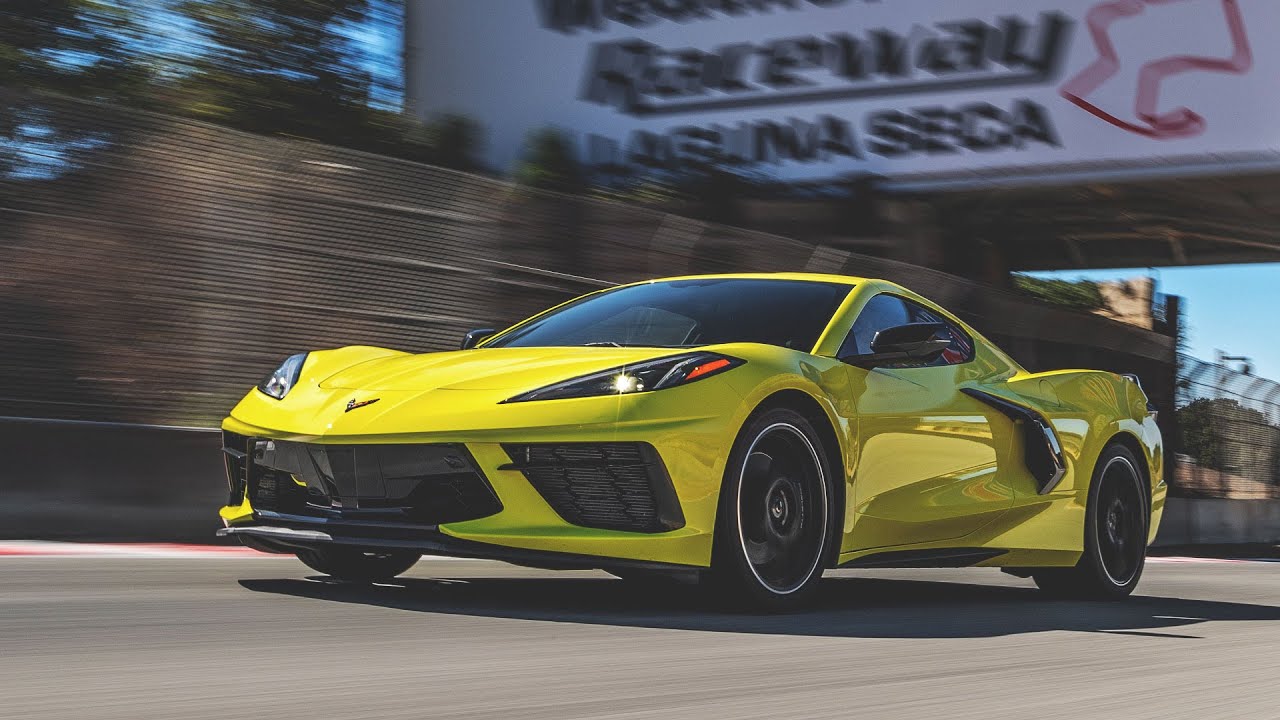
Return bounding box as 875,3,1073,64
503,352,744,403
612,373,642,394
257,353,308,400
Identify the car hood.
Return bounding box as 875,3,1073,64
318,346,691,393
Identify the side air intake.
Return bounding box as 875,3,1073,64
500,442,685,534
961,388,1067,494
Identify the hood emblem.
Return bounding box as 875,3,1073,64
345,398,380,412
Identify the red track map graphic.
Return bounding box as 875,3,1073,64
1060,0,1253,139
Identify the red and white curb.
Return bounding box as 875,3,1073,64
0,541,1271,562
1148,556,1274,564
0,541,288,558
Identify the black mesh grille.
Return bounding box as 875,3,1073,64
222,431,250,505
246,441,502,525
502,443,684,533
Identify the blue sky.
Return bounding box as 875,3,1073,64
343,0,404,109
1032,264,1280,379
131,1,405,108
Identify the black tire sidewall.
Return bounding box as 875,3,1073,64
297,546,420,583
1081,443,1149,598
710,406,837,610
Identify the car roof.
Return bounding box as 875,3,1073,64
632,272,955,329
639,272,874,287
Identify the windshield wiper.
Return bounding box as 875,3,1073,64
582,341,624,347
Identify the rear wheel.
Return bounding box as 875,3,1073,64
1034,444,1148,599
296,546,420,583
707,407,835,611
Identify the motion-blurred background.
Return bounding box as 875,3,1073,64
2,0,1278,545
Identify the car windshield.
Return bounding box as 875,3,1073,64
486,278,853,351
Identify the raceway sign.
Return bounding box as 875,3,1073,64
406,0,1280,182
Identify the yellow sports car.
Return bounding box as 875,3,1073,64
218,273,1164,609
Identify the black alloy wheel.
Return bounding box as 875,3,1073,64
709,407,834,610
1034,443,1149,599
1095,454,1146,587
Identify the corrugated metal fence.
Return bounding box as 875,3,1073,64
1,88,1178,442
0,90,825,424
1175,354,1280,499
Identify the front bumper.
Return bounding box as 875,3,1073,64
219,386,745,568
216,523,698,573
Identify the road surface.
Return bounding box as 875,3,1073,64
1,554,1277,720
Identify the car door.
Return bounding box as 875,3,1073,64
842,294,1015,550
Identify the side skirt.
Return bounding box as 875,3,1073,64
837,547,1008,569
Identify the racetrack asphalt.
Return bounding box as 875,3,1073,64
1,555,1277,720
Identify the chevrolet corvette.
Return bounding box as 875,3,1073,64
218,273,1164,609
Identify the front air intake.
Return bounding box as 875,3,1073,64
245,441,503,525
500,442,685,533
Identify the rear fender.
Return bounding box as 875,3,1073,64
994,370,1163,503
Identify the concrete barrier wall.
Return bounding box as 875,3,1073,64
1154,497,1280,547
0,419,225,543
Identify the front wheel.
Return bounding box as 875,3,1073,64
706,407,835,611
1034,443,1149,599
296,546,421,583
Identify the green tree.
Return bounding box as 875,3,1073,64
0,0,473,167
515,127,585,194
671,165,758,225
0,1,157,177
1,0,150,98
1011,275,1106,311
1176,397,1273,471
422,114,485,172
1177,398,1224,469
172,0,386,147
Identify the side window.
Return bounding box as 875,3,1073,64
838,294,974,367
839,294,910,357
907,301,974,366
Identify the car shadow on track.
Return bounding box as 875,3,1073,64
238,571,1280,639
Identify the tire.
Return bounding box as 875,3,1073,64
296,546,421,583
706,407,836,611
1033,443,1149,600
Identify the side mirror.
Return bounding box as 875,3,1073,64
460,328,497,350
842,322,951,368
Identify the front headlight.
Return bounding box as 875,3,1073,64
503,352,743,403
257,353,308,400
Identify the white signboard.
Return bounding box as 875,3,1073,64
406,0,1280,184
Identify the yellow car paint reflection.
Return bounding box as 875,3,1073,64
219,273,1164,575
